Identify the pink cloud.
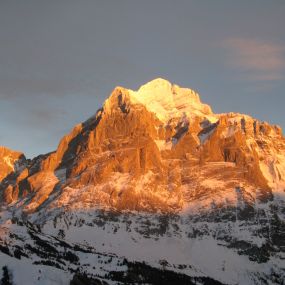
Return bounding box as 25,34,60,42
223,38,285,80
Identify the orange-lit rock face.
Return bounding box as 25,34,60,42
0,146,25,182
0,146,28,204
1,78,285,213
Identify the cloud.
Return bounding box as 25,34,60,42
0,77,83,100
24,107,68,128
223,38,285,81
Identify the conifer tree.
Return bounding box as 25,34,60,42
1,266,12,285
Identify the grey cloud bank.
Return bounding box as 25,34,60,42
0,0,284,158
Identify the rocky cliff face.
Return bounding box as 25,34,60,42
0,78,285,284
0,146,27,204
0,146,25,182
2,78,284,213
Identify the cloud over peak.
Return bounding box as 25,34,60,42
223,38,285,81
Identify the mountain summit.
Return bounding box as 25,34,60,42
0,79,285,284
104,78,213,123
1,78,284,212
128,78,213,122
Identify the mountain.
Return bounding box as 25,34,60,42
0,78,284,284
0,146,25,183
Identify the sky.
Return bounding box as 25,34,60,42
0,0,284,158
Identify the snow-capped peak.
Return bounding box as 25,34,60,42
127,78,213,123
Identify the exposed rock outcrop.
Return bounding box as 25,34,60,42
0,78,284,214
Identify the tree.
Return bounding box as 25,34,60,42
1,266,12,285
58,229,65,239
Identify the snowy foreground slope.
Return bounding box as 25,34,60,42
1,202,285,285
0,78,285,284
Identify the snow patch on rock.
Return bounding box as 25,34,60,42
128,78,213,123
